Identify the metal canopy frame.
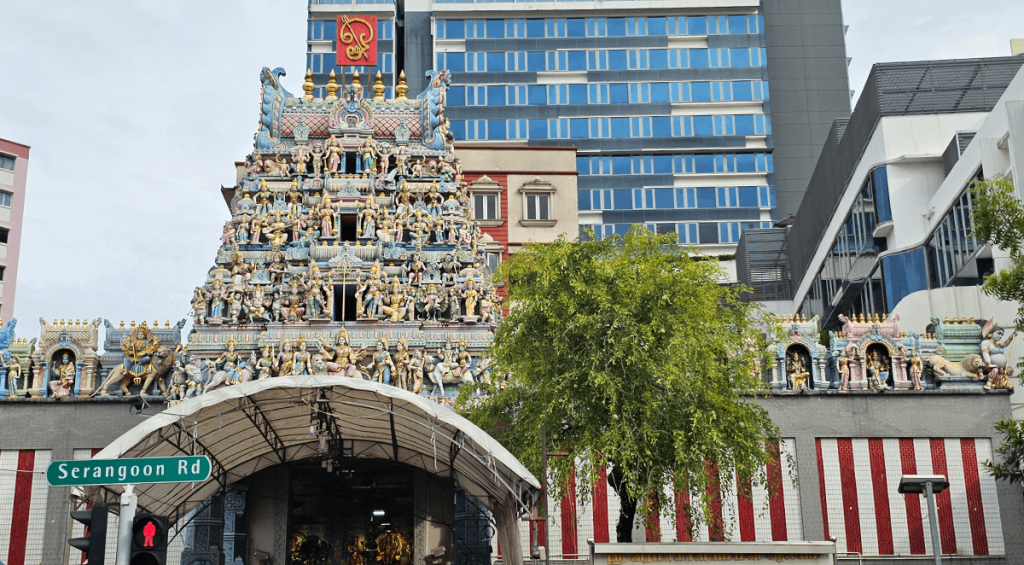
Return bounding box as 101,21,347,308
84,376,540,528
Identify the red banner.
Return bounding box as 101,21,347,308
336,15,378,67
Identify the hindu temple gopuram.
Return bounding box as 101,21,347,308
1,62,1023,565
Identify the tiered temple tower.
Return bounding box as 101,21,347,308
181,67,500,404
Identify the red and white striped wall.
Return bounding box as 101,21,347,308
0,449,51,565
503,440,801,558
816,438,1004,557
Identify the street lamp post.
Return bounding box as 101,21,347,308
898,474,950,565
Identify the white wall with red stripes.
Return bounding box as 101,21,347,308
817,437,1004,558
0,449,51,565
501,439,803,560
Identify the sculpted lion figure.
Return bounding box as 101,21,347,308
94,346,177,396
927,353,985,379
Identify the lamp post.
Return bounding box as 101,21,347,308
898,474,949,565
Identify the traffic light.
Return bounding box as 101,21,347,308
130,514,168,565
69,504,108,565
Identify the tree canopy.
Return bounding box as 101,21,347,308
983,418,1024,485
972,176,1024,337
462,227,781,541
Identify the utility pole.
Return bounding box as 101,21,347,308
115,484,137,565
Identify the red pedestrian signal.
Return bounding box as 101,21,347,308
142,520,156,547
131,514,167,565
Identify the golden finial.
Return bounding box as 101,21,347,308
970,316,976,325
351,71,362,90
51,319,56,326
131,320,136,328
396,70,408,100
961,316,967,324
165,320,170,328
60,319,65,327
873,313,879,324
373,71,386,101
302,69,315,99
801,314,806,323
883,313,888,322
153,320,158,328
120,320,125,329
325,70,339,101
943,316,949,325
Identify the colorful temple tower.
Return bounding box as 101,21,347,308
181,67,500,404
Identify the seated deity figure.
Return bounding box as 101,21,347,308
786,351,809,390
122,324,161,386
50,353,76,397
981,319,1015,386
321,331,364,378
867,350,890,390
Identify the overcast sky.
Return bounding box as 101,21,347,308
0,0,1019,340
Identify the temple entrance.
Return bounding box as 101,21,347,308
288,459,415,565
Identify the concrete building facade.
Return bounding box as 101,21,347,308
0,138,29,323
305,0,852,255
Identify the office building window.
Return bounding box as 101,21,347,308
473,193,499,220
0,228,9,244
525,193,550,220
0,155,13,171
0,266,5,281
485,253,502,275
0,191,11,207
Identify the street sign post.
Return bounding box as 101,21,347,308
47,456,211,487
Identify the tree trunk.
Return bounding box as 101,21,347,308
609,464,638,543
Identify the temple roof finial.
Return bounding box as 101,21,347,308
396,70,408,100
325,70,339,101
373,71,386,101
302,69,315,99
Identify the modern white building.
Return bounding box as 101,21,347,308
739,56,1024,327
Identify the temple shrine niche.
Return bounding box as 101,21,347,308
766,314,827,390
28,318,102,397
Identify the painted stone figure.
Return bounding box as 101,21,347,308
371,338,396,385
50,353,76,398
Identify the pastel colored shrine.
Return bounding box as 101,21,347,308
767,313,1015,392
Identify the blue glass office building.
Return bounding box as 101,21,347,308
308,0,852,252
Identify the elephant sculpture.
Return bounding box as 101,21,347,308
94,346,177,396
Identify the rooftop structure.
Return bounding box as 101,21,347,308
0,138,29,322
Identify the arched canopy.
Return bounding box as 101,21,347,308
85,376,540,526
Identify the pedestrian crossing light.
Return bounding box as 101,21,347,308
69,504,109,565
130,514,168,565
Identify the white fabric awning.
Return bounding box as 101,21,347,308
86,376,540,524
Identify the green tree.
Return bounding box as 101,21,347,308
984,419,1024,485
463,227,781,542
971,176,1024,336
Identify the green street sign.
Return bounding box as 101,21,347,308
47,456,211,487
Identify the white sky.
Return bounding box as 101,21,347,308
0,0,1019,339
